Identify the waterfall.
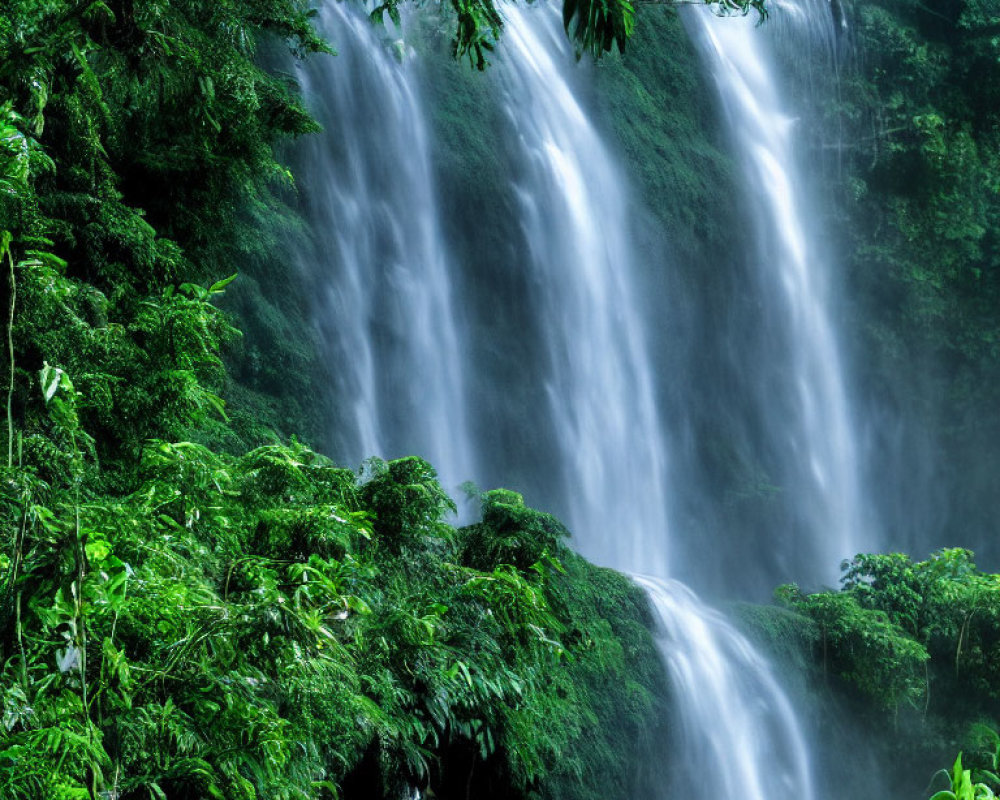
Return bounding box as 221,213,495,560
492,6,816,798
294,3,474,494
636,576,815,800
298,1,835,796
495,5,671,577
686,1,867,584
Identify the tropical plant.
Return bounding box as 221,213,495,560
930,753,998,800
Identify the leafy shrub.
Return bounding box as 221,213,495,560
460,488,569,572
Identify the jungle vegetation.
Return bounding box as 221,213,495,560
0,1,673,798
741,549,1000,798
3,0,1000,797
815,0,1000,557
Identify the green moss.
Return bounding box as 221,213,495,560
592,8,742,263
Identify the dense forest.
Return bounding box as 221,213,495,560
2,0,1000,798
0,2,676,798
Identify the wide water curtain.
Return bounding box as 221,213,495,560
296,2,474,493
302,1,821,797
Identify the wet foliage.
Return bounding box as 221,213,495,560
0,437,667,798
824,0,1000,553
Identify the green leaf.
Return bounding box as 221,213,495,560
25,249,66,272
39,362,65,403
208,272,238,295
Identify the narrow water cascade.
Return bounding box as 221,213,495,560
635,576,815,800
495,5,671,576
686,2,868,583
295,3,474,494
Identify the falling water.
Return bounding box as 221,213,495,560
686,1,867,583
294,3,474,493
636,576,815,800
495,5,670,577
300,1,829,795
494,6,816,798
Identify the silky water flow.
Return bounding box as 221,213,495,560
294,1,474,493
495,7,818,798
686,0,867,587
294,1,872,796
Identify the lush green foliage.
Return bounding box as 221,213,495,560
0,5,671,797
802,0,1000,361
0,436,667,798
929,752,998,800
840,0,1000,360
773,550,1000,715
0,0,334,457
807,0,1000,546
744,551,1000,794
928,727,1000,800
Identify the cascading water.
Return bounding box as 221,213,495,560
294,3,473,494
635,576,815,800
492,6,816,798
495,5,670,577
686,1,867,584
299,1,838,796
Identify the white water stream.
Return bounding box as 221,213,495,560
496,4,671,578
296,0,866,796
295,3,474,494
636,575,815,800
688,2,867,582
